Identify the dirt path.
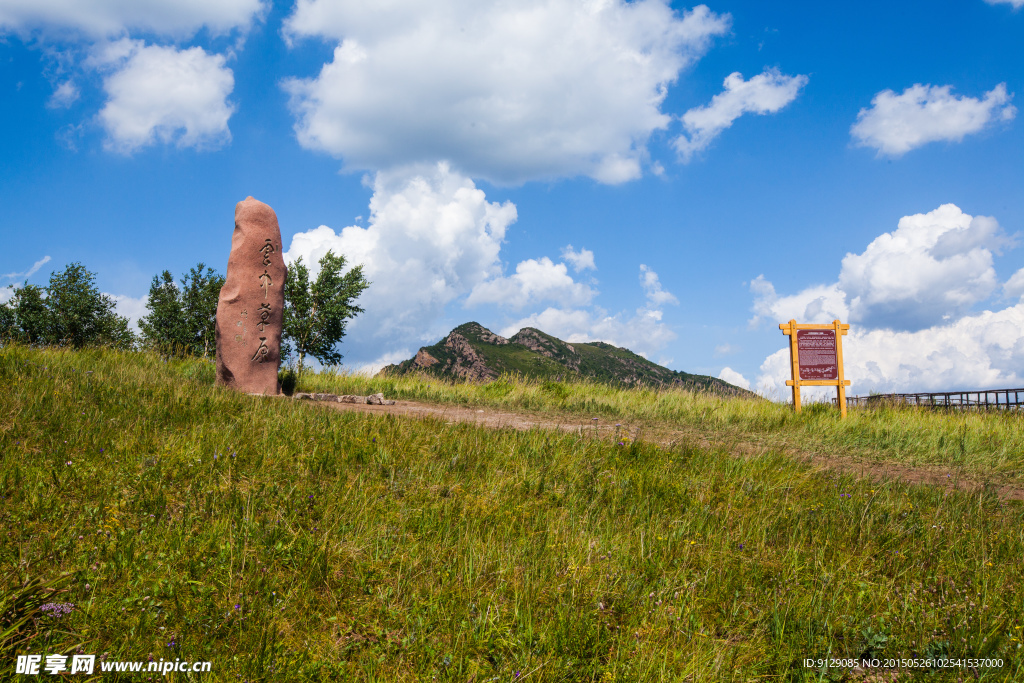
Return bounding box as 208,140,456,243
313,397,1024,501
318,398,611,432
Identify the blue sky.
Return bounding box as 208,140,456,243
2,0,1023,397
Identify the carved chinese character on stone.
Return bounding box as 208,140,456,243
256,303,272,332
251,337,270,363
259,239,276,266
258,270,272,298
215,197,287,395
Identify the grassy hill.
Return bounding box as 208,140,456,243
2,344,1022,681
380,322,749,395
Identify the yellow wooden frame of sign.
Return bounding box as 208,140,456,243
779,319,851,417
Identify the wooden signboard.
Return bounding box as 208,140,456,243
779,319,851,417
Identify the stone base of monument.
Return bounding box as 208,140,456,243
294,392,397,405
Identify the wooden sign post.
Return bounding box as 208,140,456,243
779,319,851,417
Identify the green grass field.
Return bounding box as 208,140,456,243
303,366,1024,481
2,345,1022,681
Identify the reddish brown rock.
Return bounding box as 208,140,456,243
441,331,499,381
215,197,287,395
412,348,439,368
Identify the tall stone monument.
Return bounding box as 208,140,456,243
215,197,286,395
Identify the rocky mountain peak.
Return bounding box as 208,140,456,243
380,322,750,396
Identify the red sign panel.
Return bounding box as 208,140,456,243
797,329,838,380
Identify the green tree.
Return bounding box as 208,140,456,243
181,264,225,357
139,271,185,351
139,263,224,357
283,251,369,374
0,264,134,348
0,292,13,340
0,283,48,343
45,263,135,349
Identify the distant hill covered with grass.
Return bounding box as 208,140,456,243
381,322,748,395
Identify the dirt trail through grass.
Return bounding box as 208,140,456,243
317,397,1024,501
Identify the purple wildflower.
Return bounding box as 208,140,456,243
41,603,74,618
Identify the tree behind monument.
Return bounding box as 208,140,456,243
140,264,225,358
283,251,369,375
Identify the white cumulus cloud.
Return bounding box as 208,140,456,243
466,257,596,310
498,264,678,358
718,367,750,390
1,1,262,155
283,0,730,184
0,0,265,39
110,293,148,332
674,68,808,161
92,40,236,153
47,80,79,108
851,83,1016,156
756,305,1024,399
1002,267,1024,299
839,205,1011,330
751,204,1013,332
640,264,679,306
749,277,848,329
284,164,675,366
562,245,596,272
283,163,517,367
751,204,1024,397
500,304,676,360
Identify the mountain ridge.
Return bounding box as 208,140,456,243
379,322,750,395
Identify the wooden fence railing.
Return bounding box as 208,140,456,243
843,388,1024,411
